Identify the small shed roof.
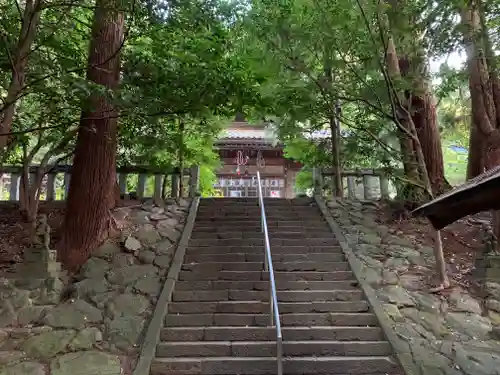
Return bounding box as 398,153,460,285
412,165,500,230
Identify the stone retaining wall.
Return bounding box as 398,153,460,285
0,199,190,375
326,198,500,375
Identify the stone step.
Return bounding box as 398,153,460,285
168,301,370,314
196,207,319,214
150,356,401,374
193,225,331,232
194,220,328,227
183,252,345,263
174,280,358,291
188,238,338,247
161,326,386,342
164,313,379,327
156,340,393,357
178,270,354,281
196,213,323,222
185,246,341,255
172,290,364,302
181,261,349,273
190,231,333,239
199,198,314,206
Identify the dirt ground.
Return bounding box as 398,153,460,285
0,200,141,271
0,200,489,290
375,201,488,295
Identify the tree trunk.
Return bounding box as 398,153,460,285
398,57,451,195
329,114,343,197
410,90,451,195
382,14,449,289
0,0,42,149
57,0,124,272
461,2,500,244
467,123,485,179
178,120,185,199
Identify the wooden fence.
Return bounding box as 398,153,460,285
0,165,200,201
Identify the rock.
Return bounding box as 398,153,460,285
1,288,30,310
131,211,150,225
357,254,383,268
93,242,120,260
0,351,25,366
446,312,492,339
89,291,117,309
134,275,162,296
362,267,381,286
106,293,149,318
381,269,399,285
449,288,482,314
111,253,133,268
383,256,410,273
107,265,158,286
73,277,110,298
50,351,121,375
154,240,175,255
0,361,45,375
383,303,404,322
105,316,145,352
0,301,18,328
411,292,445,314
454,342,500,375
379,286,415,307
124,237,141,252
134,227,161,245
158,218,178,228
149,213,167,221
398,273,425,290
22,329,75,359
68,327,102,350
137,250,155,264
17,306,46,325
400,308,449,338
488,310,500,325
158,227,181,244
0,329,8,345
486,299,500,313
43,300,102,329
384,236,414,247
80,257,110,279
154,255,172,269
359,233,381,245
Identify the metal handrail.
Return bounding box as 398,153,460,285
256,171,283,375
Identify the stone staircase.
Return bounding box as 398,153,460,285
150,198,403,375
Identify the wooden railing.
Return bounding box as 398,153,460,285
314,167,393,200
0,165,200,201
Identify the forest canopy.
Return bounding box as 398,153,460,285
0,0,498,285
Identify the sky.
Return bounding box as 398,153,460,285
429,50,466,75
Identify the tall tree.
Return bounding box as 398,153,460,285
58,0,125,271
0,0,43,150
460,0,500,240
